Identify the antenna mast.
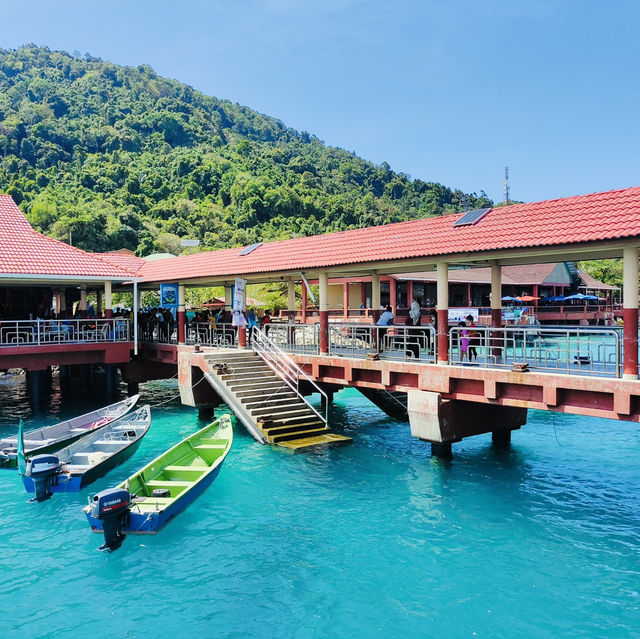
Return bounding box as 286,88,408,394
504,166,510,205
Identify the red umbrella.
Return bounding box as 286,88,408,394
517,295,540,302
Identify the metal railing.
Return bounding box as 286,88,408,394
448,325,621,377
328,322,436,362
252,327,328,427
140,321,177,344
265,323,319,354
185,322,237,348
0,318,130,346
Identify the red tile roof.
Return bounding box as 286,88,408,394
96,251,147,273
394,264,560,286
0,196,138,279
137,186,640,283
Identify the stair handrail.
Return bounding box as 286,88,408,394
251,327,328,426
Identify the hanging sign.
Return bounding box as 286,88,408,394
233,278,247,311
160,283,179,308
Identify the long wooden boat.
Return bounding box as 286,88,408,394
84,414,232,550
0,395,140,469
22,405,151,501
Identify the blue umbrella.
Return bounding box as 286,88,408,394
564,293,596,301
501,296,520,302
541,295,566,302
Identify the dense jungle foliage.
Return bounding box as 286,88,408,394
0,45,493,256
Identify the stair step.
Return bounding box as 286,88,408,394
264,410,324,424
261,421,325,436
249,403,310,417
243,394,298,409
276,433,353,450
271,427,331,443
220,372,276,383
226,379,285,390
234,386,290,399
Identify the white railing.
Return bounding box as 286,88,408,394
448,325,621,377
252,327,328,427
328,323,437,362
0,318,130,346
265,323,319,354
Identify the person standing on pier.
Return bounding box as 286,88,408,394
465,314,479,362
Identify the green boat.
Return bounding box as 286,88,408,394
85,414,233,550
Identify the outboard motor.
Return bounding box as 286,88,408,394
26,454,60,502
90,487,131,552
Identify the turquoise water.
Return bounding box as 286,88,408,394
1,372,639,638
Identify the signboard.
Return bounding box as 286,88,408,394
180,239,200,247
448,308,478,324
233,278,247,311
160,283,179,308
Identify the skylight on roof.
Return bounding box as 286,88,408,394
239,242,263,256
453,208,490,228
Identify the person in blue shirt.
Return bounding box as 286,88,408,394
375,305,394,353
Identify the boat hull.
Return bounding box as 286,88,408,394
23,435,146,494
85,460,225,534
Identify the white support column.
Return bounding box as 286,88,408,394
224,285,233,310
491,263,502,327
287,280,296,312
319,272,329,353
104,280,112,318
623,246,639,379
436,262,448,362
371,273,381,310
319,273,329,312
79,285,88,315
133,281,139,356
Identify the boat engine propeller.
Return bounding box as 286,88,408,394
26,454,60,502
91,487,131,552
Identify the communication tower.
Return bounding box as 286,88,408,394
504,166,510,205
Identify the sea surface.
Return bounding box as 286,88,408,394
0,371,639,639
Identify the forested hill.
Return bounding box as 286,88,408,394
0,45,492,255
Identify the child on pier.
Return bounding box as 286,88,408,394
458,321,469,362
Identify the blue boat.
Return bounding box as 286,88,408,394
0,394,140,469
23,406,151,501
84,414,232,550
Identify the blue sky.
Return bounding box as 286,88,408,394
1,0,638,204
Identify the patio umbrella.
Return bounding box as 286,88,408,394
541,295,566,302
517,295,540,302
501,296,520,302
564,293,592,301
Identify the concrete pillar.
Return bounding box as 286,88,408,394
490,263,502,327
127,381,140,396
288,280,296,315
436,262,448,363
408,390,526,453
466,283,471,307
79,285,88,317
623,246,639,379
178,284,186,344
302,282,308,322
224,285,233,311
198,406,214,420
371,273,381,322
492,429,512,446
96,290,103,318
389,277,397,316
59,289,66,316
319,271,329,354
342,282,349,320
361,282,367,308
104,281,113,319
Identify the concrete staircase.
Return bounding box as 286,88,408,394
203,349,352,451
